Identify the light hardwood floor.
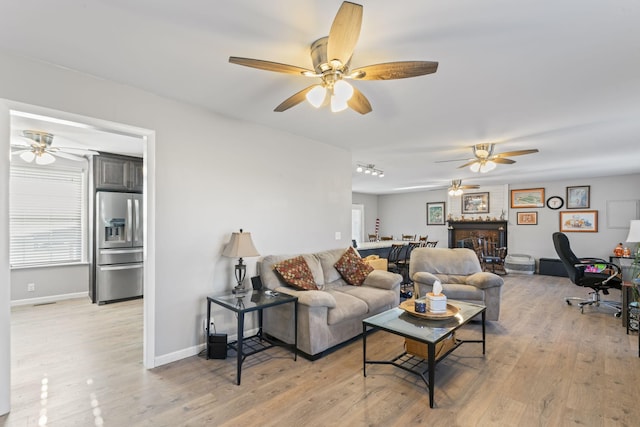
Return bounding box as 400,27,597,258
2,274,639,426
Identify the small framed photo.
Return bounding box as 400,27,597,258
559,210,598,232
517,211,538,225
461,192,489,214
511,188,545,208
426,201,446,225
566,185,590,209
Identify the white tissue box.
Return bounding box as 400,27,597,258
426,292,447,313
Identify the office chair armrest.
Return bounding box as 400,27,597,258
573,261,621,283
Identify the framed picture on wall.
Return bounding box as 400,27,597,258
566,185,590,209
426,201,446,225
510,188,545,208
461,192,489,214
517,211,538,225
559,210,598,232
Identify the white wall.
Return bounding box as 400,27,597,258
358,174,640,263
507,174,640,261
352,192,378,239
10,265,88,304
0,49,352,411
0,102,11,415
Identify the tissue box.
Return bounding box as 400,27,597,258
426,292,447,313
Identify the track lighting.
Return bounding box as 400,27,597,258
356,163,384,178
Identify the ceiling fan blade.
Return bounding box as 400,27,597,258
460,185,480,190
327,1,363,65
493,149,539,157
274,85,316,112
435,158,473,163
458,160,479,169
492,158,516,164
347,86,372,114
11,148,30,155
350,61,439,80
228,57,314,76
51,151,86,161
55,146,100,156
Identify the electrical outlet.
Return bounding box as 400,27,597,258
27,283,35,292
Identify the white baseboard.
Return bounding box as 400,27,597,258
153,328,258,367
11,292,89,307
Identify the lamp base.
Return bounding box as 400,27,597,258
232,284,248,295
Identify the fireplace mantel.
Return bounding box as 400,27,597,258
447,221,508,249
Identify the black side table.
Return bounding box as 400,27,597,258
207,290,298,385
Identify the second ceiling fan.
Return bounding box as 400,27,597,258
228,1,438,114
440,143,539,173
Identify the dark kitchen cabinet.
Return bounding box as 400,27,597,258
95,152,143,192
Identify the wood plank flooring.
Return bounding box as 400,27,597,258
2,274,639,426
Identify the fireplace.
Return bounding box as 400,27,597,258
447,221,508,250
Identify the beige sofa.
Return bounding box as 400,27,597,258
409,247,504,321
259,248,402,358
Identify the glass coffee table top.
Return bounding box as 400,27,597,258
363,300,485,344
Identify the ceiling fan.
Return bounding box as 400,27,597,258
228,1,438,114
448,179,479,196
11,130,99,165
439,143,539,173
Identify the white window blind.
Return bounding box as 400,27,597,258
10,164,87,267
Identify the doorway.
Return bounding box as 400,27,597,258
4,101,156,371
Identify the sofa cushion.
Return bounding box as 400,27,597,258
337,285,395,313
273,256,318,290
315,248,348,284
334,247,374,286
326,290,369,325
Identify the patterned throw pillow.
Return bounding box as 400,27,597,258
334,247,374,286
273,256,318,290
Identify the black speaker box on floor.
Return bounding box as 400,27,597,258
208,333,227,359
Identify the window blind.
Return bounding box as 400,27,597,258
10,164,87,267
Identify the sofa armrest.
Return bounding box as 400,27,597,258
274,287,337,308
465,272,504,289
412,271,440,285
362,270,402,290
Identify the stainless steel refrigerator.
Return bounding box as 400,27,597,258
92,191,143,304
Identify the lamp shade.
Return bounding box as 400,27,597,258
222,230,260,258
625,220,640,243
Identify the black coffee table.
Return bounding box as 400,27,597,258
362,300,486,408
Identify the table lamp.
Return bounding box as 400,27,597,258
222,229,260,294
626,220,640,255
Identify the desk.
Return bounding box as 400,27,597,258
206,290,298,385
609,256,636,281
622,281,640,357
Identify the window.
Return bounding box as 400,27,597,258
10,164,87,267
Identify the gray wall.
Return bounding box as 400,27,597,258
0,48,353,412
354,173,640,261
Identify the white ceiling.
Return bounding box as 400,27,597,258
1,0,639,193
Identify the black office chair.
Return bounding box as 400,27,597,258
552,232,622,315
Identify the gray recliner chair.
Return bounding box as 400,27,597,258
409,247,504,321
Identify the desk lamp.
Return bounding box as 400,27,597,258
222,229,260,294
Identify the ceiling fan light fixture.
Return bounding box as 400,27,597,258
330,94,349,112
19,151,36,163
35,152,56,165
306,85,327,108
333,80,354,102
469,162,481,173
480,160,496,173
